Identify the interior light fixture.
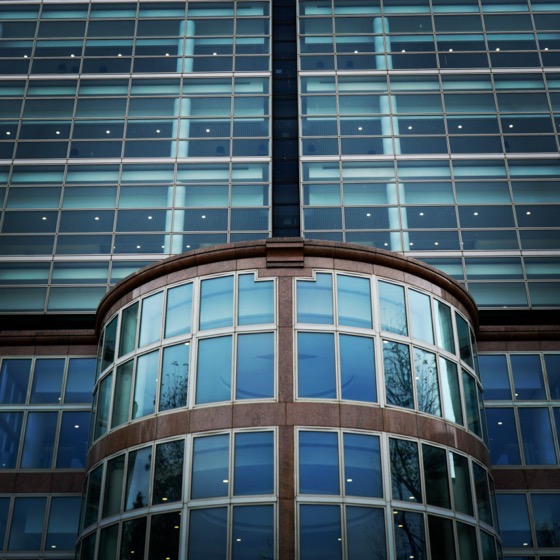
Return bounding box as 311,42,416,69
473,212,479,216
148,216,153,220
118,53,122,57
42,216,47,220
70,54,75,58
366,213,371,217
136,245,141,249
526,211,531,215
496,47,500,51
509,124,514,128
434,241,439,245
448,48,453,52
201,215,206,219
5,131,10,136
497,421,503,425
106,130,111,134
74,424,80,428
55,130,61,135
458,124,463,129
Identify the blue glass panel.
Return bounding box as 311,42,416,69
133,350,159,419
199,276,234,330
0,411,23,468
85,465,102,527
30,358,64,403
415,348,441,416
409,290,434,344
518,407,557,464
532,494,560,547
479,355,511,400
65,358,95,403
384,341,413,409
0,359,31,403
298,332,336,399
299,431,339,494
139,291,164,347
300,505,342,560
125,446,152,510
232,505,274,560
495,494,532,547
337,274,372,328
511,354,546,399
112,360,133,427
394,511,426,560
165,283,192,338
347,506,386,558
46,497,81,550
343,433,382,497
440,357,463,424
196,336,232,404
56,411,89,468
188,508,227,560
160,343,189,411
191,434,229,499
0,497,8,549
379,281,408,335
456,314,473,367
340,334,376,402
234,431,274,495
238,274,274,325
8,497,46,551
297,273,333,324
236,333,274,400
423,444,451,508
545,354,560,399
486,407,520,465
21,411,58,468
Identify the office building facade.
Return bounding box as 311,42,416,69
0,0,558,558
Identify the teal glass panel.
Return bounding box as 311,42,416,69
125,446,152,510
299,431,339,494
199,276,234,330
495,494,532,547
450,452,474,515
423,444,451,508
236,333,274,400
297,273,333,324
384,341,413,409
165,283,192,338
238,274,274,325
234,431,274,495
485,407,520,465
119,302,138,357
188,508,227,560
160,343,189,411
440,357,463,424
191,434,229,499
111,360,133,428
379,281,408,335
340,334,376,402
337,274,372,328
473,463,492,525
133,350,159,419
409,290,434,344
343,433,381,497
85,465,103,527
153,440,184,505
415,348,441,416
103,456,124,518
139,291,163,347
196,336,232,404
298,332,336,399
94,373,112,440
300,505,342,560
46,497,81,550
8,497,47,551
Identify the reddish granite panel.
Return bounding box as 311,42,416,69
279,498,295,560
189,405,233,434
286,402,340,427
524,469,560,489
14,472,52,493
339,404,384,432
417,416,454,447
232,403,286,428
51,472,85,493
383,408,418,438
156,410,190,439
0,474,16,493
278,426,294,501
127,417,157,445
277,326,294,403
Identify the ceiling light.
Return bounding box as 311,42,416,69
449,48,453,52
118,53,122,57
206,129,211,133
165,53,170,57
497,421,503,425
509,124,514,128
419,212,424,216
354,50,359,54
222,479,229,483
23,54,28,58
136,245,141,249
236,538,242,542
458,125,463,129
70,54,75,58
106,130,111,134
148,216,153,220
434,241,439,245
366,212,371,217
186,244,191,248
526,211,531,215
5,131,10,136
358,126,363,131
496,47,500,51
401,49,406,53
55,130,60,135
156,129,161,133
201,215,206,219
384,242,388,246
473,212,479,216
213,52,218,56
94,216,100,221
42,216,47,220
408,126,413,130
545,47,549,51
346,478,353,482
409,242,414,246
74,424,80,428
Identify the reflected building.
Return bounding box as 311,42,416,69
0,1,559,559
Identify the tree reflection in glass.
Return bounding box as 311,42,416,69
160,343,189,411
153,440,184,505
423,444,451,509
414,348,441,416
384,341,413,409
389,438,422,503
393,510,426,560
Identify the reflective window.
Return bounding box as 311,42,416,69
188,508,228,560
119,303,138,357
337,274,372,328
165,283,192,338
518,407,557,464
20,411,58,468
340,334,376,402
428,516,456,560
298,332,336,399
485,407,521,465
545,354,560,399
160,342,189,410
495,494,532,547
125,446,152,510
153,439,184,505
103,456,124,518
8,497,47,551
121,517,146,560
390,438,422,502
450,452,473,515
196,336,232,404
479,354,511,399
56,410,89,468
379,281,408,336
473,463,492,526
423,444,451,509
297,273,334,324
0,359,31,404
409,289,434,344
234,431,274,495
384,341,413,409
133,350,159,419
0,412,23,468
343,433,382,497
236,333,274,400
238,274,274,325
531,494,560,547
200,276,234,330
299,505,342,560
46,496,81,550
440,357,463,424
299,431,339,495
139,291,163,347
415,348,441,416
149,512,181,560
511,354,546,400
394,510,426,560
85,465,103,527
29,358,64,403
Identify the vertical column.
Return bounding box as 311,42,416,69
272,0,300,237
